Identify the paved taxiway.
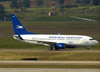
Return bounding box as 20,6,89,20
0,68,100,72
0,49,100,52
0,61,100,65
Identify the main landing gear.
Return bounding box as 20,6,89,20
49,46,59,51
87,48,90,50
49,46,53,51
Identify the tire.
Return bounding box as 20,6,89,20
55,48,59,50
49,46,53,51
87,48,90,50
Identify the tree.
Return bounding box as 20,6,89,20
10,0,18,9
0,0,11,1
58,0,64,5
23,0,30,8
83,0,90,4
76,0,100,6
0,4,5,21
76,0,90,4
37,0,43,7
93,0,100,5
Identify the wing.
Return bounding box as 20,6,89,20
35,40,56,45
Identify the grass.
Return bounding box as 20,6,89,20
0,37,48,49
0,21,100,36
0,4,99,68
0,37,100,49
0,21,100,50
0,51,100,61
4,5,100,21
0,65,100,69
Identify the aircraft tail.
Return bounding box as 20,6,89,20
11,14,35,35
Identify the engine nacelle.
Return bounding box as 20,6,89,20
54,43,65,49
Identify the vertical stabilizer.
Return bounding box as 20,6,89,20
11,14,35,35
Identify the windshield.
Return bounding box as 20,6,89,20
89,39,94,40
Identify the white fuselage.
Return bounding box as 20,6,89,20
11,14,99,50
14,34,99,47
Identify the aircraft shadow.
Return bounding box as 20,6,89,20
22,58,38,61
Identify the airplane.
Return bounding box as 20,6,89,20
11,14,99,50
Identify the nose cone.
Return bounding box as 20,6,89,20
94,40,99,45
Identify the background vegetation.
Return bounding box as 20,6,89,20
0,0,100,69
0,0,100,50
0,0,100,21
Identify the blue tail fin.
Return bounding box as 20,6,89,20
11,14,35,35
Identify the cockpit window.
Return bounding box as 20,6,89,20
89,39,94,40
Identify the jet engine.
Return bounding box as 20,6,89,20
54,43,76,50
54,43,65,50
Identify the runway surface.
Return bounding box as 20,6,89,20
0,49,100,52
0,61,100,65
0,68,100,72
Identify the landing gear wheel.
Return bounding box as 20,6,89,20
87,46,93,50
55,48,59,51
49,46,53,51
87,48,90,50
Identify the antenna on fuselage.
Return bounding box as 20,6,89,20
57,32,60,35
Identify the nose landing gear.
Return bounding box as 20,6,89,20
87,46,93,50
